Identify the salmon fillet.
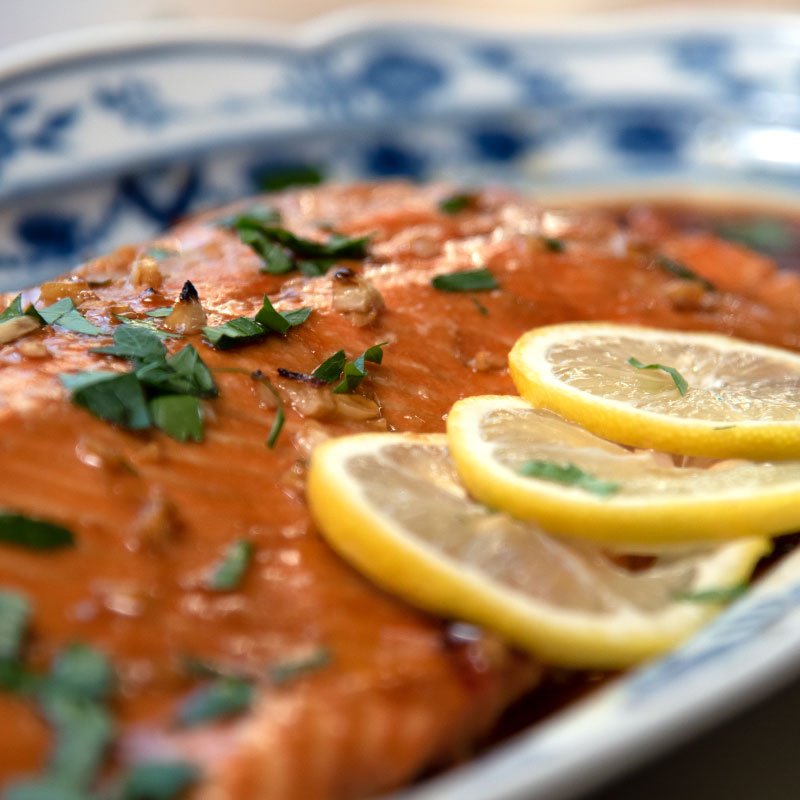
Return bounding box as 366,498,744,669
2,182,800,799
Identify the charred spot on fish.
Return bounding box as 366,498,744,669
179,280,200,303
277,367,326,387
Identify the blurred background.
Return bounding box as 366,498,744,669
3,0,800,48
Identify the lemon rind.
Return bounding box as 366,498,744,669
308,432,768,669
447,395,800,546
509,323,800,460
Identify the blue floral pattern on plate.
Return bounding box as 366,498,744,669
3,13,800,800
3,15,800,286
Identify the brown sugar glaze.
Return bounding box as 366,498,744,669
2,182,800,799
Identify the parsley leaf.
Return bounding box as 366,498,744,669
136,346,217,398
471,297,489,316
541,236,565,253
627,356,689,396
0,591,30,661
51,644,114,702
674,584,748,604
114,315,180,339
0,294,26,323
431,268,498,292
333,361,367,394
1,294,46,323
149,395,203,443
655,255,715,291
716,218,793,255
438,192,476,215
312,344,386,394
297,259,335,277
256,164,324,192
202,317,265,349
267,402,285,449
176,677,253,727
361,342,386,365
143,306,173,318
228,214,369,276
278,306,313,328
61,372,152,429
206,540,253,591
311,350,347,383
144,246,178,261
519,460,621,497
38,299,102,336
113,761,200,800
70,325,217,441
268,647,331,686
39,686,114,789
0,514,74,550
203,296,311,349
92,326,166,362
215,204,282,229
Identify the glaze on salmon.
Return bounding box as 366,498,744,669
2,182,800,799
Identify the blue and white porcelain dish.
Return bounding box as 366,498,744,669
4,9,800,800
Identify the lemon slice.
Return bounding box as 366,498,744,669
307,432,767,668
448,394,800,545
509,322,800,459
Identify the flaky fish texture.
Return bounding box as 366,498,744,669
2,182,800,798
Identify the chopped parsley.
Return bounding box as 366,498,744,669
38,299,103,336
114,315,180,339
311,349,346,383
0,294,32,323
92,325,167,361
0,591,30,661
674,584,748,604
655,255,715,291
202,295,311,349
176,677,253,727
61,372,151,430
716,218,793,255
113,761,200,800
0,514,74,550
206,540,253,592
0,294,102,340
268,647,332,686
143,307,173,318
519,460,621,497
627,356,689,396
267,401,285,449
50,644,115,702
1,608,193,800
431,268,498,293
541,236,566,253
35,688,114,790
4,640,116,798
148,395,203,443
471,297,490,316
256,164,325,192
438,192,477,215
144,246,179,261
311,343,386,394
213,368,285,448
215,204,282,230
63,326,218,441
226,213,370,276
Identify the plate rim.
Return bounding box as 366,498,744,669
2,5,800,81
